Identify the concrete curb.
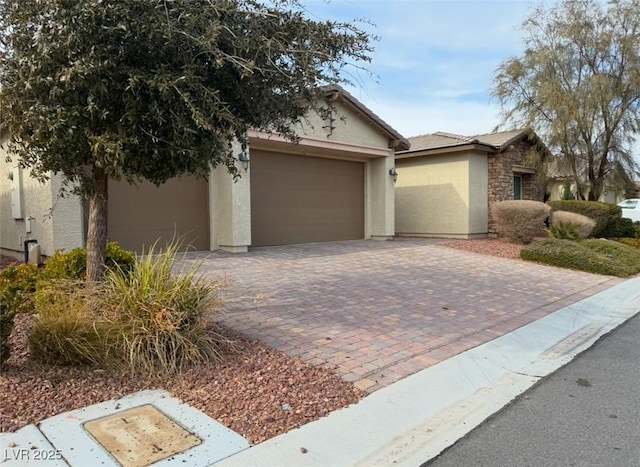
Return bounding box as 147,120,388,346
213,277,640,466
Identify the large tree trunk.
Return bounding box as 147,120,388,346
86,168,108,282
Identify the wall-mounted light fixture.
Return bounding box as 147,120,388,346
389,167,398,183
238,151,250,171
7,171,13,181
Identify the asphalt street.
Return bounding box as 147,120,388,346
424,310,640,467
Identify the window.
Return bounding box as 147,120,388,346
513,175,522,200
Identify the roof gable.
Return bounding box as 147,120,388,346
399,128,551,159
323,85,410,151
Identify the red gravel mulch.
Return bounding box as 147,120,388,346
441,238,524,260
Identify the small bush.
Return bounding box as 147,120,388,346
617,238,640,249
548,223,581,241
604,217,637,239
0,263,41,365
493,200,551,244
521,238,640,277
548,200,621,237
29,281,107,366
100,242,226,375
41,242,136,280
41,248,87,280
105,242,137,273
581,239,640,273
550,211,596,239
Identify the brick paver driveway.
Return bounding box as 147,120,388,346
185,238,622,393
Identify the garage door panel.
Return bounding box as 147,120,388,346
108,177,209,253
251,150,364,246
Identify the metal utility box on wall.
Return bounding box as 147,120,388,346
10,166,24,219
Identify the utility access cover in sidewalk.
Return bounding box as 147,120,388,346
84,404,201,467
38,389,249,467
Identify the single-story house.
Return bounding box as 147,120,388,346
394,129,550,238
1,85,409,257
546,159,634,204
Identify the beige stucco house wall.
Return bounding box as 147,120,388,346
0,134,83,258
395,152,488,238
395,130,548,239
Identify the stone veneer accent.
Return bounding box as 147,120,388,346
487,140,545,234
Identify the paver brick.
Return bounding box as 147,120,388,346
186,239,622,393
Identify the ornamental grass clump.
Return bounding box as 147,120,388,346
29,280,108,366
550,210,596,240
100,242,228,375
28,242,228,374
493,200,551,244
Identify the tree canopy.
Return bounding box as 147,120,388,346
492,0,640,201
0,0,374,280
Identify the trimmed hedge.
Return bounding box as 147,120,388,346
493,200,551,244
547,200,621,237
521,238,640,277
617,238,640,249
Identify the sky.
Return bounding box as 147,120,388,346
302,0,547,140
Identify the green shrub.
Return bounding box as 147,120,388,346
550,211,596,239
105,242,137,272
100,242,226,375
0,263,41,364
41,242,136,280
493,200,551,244
617,238,640,249
548,223,581,241
581,239,640,273
560,180,575,200
521,238,640,277
29,281,107,366
547,200,621,237
41,248,87,280
603,217,637,239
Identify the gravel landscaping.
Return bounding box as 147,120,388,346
0,238,523,443
442,238,523,260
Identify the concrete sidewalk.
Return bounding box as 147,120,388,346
3,276,639,466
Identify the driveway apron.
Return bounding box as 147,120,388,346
185,239,622,393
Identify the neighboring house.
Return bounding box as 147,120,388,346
1,85,409,257
394,129,549,238
546,159,634,204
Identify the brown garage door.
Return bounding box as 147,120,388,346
108,176,209,253
251,150,364,246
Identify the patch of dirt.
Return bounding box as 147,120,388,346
0,315,364,445
441,238,524,260
0,254,19,269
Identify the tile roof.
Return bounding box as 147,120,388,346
472,130,529,150
406,131,480,151
401,129,543,154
